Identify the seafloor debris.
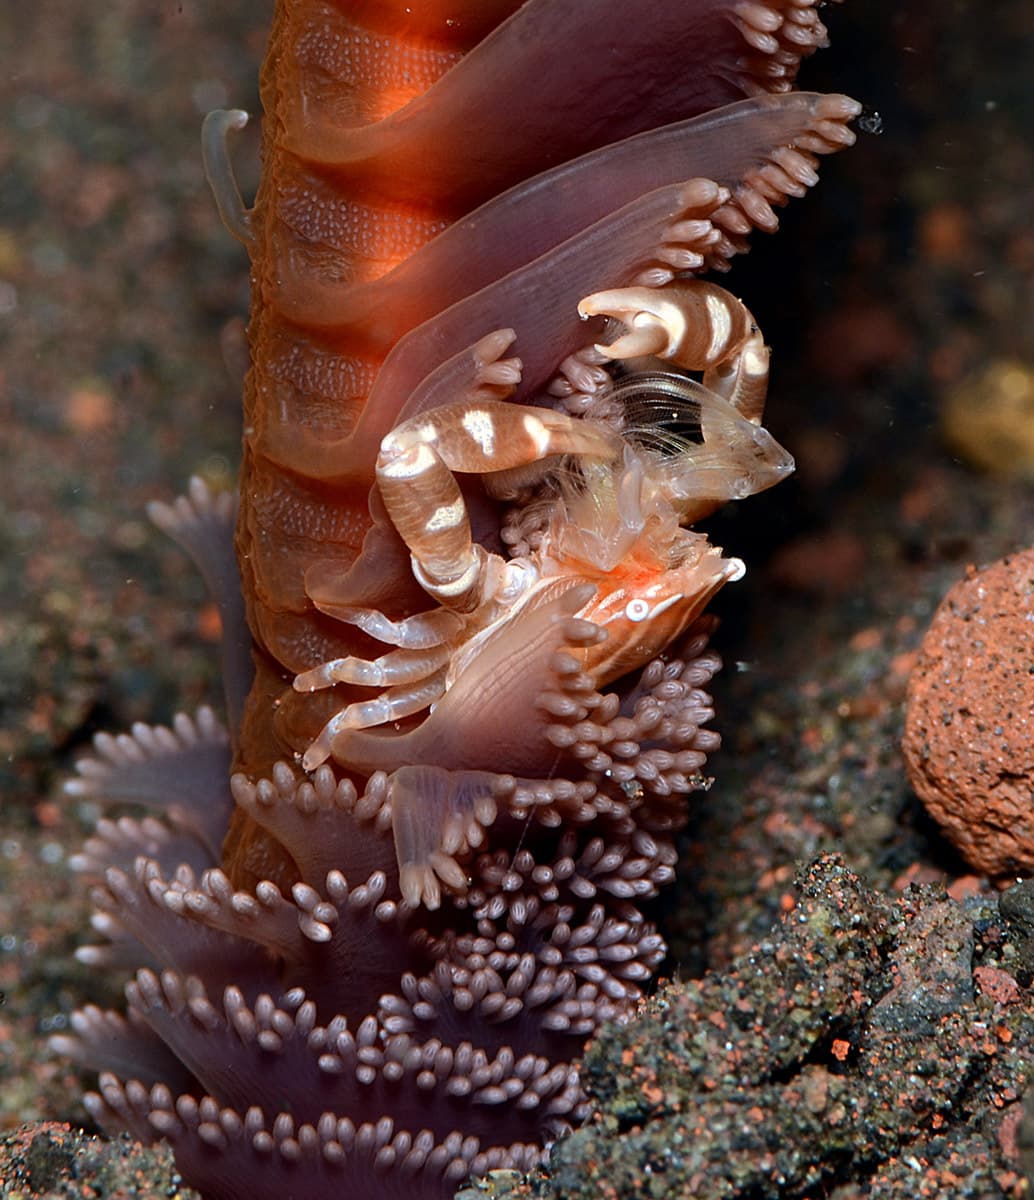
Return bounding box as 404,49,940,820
940,360,1034,478
903,548,1034,876
460,856,1031,1200
0,1123,195,1199
8,864,1031,1198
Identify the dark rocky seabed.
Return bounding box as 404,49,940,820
1,2,1032,1196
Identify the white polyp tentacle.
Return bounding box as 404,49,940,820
202,109,254,244
548,347,612,397
733,1,783,55
656,246,705,272
472,327,517,366
632,266,676,289
470,328,522,392
665,218,721,248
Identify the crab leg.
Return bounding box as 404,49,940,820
295,643,452,692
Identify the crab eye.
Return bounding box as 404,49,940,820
625,597,651,622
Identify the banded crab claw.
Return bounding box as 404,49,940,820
575,277,793,523
578,278,771,422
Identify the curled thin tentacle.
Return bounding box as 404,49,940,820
201,108,253,245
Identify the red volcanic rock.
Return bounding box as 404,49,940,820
903,550,1034,876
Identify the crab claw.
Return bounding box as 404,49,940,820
578,286,680,361
578,279,758,373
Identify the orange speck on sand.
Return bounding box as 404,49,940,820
801,725,825,752
849,627,882,653
899,481,936,524
973,966,1022,1006
757,864,793,890
33,800,62,828
65,385,114,432
889,650,918,679
830,1038,851,1062
197,602,223,643
945,875,984,901
998,1106,1024,1161
769,530,866,595
917,202,970,264
891,862,943,891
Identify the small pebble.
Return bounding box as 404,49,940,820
941,360,1034,478
903,549,1034,875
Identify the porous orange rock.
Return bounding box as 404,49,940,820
903,549,1034,876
